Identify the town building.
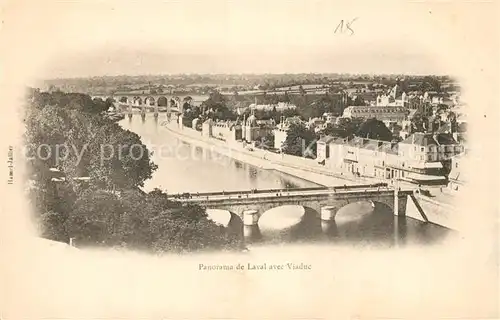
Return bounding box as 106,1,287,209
273,122,289,150
322,113,337,123
212,121,242,142
248,102,297,112
241,112,273,143
320,132,464,185
272,116,303,150
202,119,242,142
375,84,408,107
202,118,213,137
192,118,201,131
342,105,409,126
447,152,467,192
177,114,184,130
307,117,326,133
316,136,335,162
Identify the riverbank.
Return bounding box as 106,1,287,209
161,121,461,231
162,122,372,186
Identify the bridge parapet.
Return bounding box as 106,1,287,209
173,183,392,199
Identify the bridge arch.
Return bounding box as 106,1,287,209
334,201,377,224
335,200,395,229
133,96,143,105
172,97,182,107
256,205,321,241
183,96,193,104
144,96,156,106
157,96,168,106
301,205,321,218
333,200,398,243
371,200,395,214
206,209,244,240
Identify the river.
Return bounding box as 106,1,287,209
119,114,454,247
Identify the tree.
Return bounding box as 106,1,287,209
254,132,275,150
271,105,279,123
322,117,363,138
356,118,393,141
282,123,317,158
86,124,158,189
457,122,467,133
38,210,69,242
64,189,125,247
148,206,238,253
283,91,290,103
200,91,237,121
420,76,442,92
26,89,240,253
350,95,365,106
299,85,306,96
411,114,426,132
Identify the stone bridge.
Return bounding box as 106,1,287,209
90,93,207,108
175,184,413,224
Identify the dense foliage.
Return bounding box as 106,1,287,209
355,118,393,141
25,88,239,252
280,117,395,158
282,123,318,158
322,117,364,139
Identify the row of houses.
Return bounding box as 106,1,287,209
194,114,467,188
350,84,460,108
195,115,273,144
316,132,465,186
247,102,297,112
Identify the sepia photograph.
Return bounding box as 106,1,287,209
1,0,498,319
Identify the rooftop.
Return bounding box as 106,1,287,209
325,136,399,154
318,135,336,144
400,132,458,146
400,133,437,146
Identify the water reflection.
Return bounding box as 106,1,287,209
321,220,339,238
244,203,452,248
394,216,408,247
233,161,243,169
248,166,258,181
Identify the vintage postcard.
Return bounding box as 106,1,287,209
1,0,498,319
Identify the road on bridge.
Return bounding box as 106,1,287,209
172,186,411,202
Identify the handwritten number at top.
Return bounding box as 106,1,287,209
334,18,358,36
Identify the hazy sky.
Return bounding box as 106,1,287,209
44,44,442,78
2,0,495,80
